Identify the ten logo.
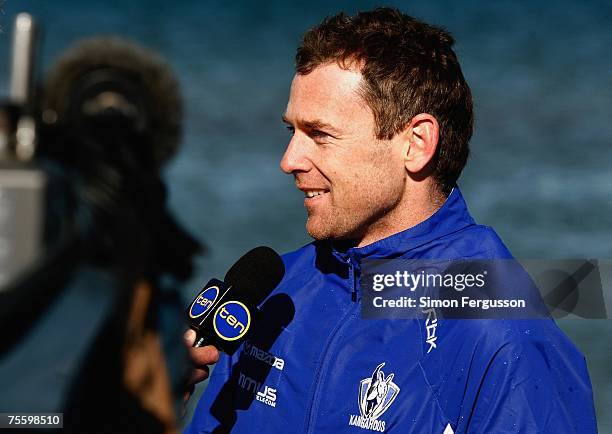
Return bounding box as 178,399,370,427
189,286,219,319
213,301,251,341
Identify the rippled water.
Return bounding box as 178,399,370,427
1,0,611,430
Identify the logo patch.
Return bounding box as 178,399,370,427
423,307,438,353
243,340,285,371
189,285,219,319
213,301,251,341
348,363,400,432
237,372,277,407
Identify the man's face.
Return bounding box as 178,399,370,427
280,63,407,245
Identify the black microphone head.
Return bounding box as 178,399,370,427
224,246,285,306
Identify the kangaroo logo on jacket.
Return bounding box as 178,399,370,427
348,362,400,432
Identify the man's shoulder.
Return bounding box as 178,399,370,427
433,223,514,259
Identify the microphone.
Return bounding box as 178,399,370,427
186,246,285,353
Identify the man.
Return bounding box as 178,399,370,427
184,8,597,433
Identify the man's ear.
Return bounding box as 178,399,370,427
401,113,439,174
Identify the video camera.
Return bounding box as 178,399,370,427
0,12,202,351
0,13,203,433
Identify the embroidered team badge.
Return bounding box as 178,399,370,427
359,363,400,419
349,363,400,432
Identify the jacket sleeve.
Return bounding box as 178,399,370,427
460,337,597,434
183,352,234,434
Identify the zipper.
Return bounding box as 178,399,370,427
304,257,359,433
349,256,358,302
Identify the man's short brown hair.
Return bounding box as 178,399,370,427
296,7,473,195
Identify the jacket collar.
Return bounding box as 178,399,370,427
326,187,476,264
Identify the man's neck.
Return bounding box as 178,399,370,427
355,185,446,248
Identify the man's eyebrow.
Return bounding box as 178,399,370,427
281,114,341,135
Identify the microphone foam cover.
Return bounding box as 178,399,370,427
224,246,285,306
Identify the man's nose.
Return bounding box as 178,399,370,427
280,135,311,174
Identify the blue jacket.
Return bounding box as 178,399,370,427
185,188,597,433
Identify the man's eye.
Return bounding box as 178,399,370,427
286,126,295,134
310,130,329,139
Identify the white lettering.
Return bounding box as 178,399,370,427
242,340,285,371
423,307,438,353
348,415,386,432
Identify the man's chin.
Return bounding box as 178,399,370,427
305,218,358,242
306,217,334,241
306,225,330,241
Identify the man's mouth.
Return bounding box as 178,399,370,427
304,189,329,198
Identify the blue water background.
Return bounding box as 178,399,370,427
1,0,611,430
